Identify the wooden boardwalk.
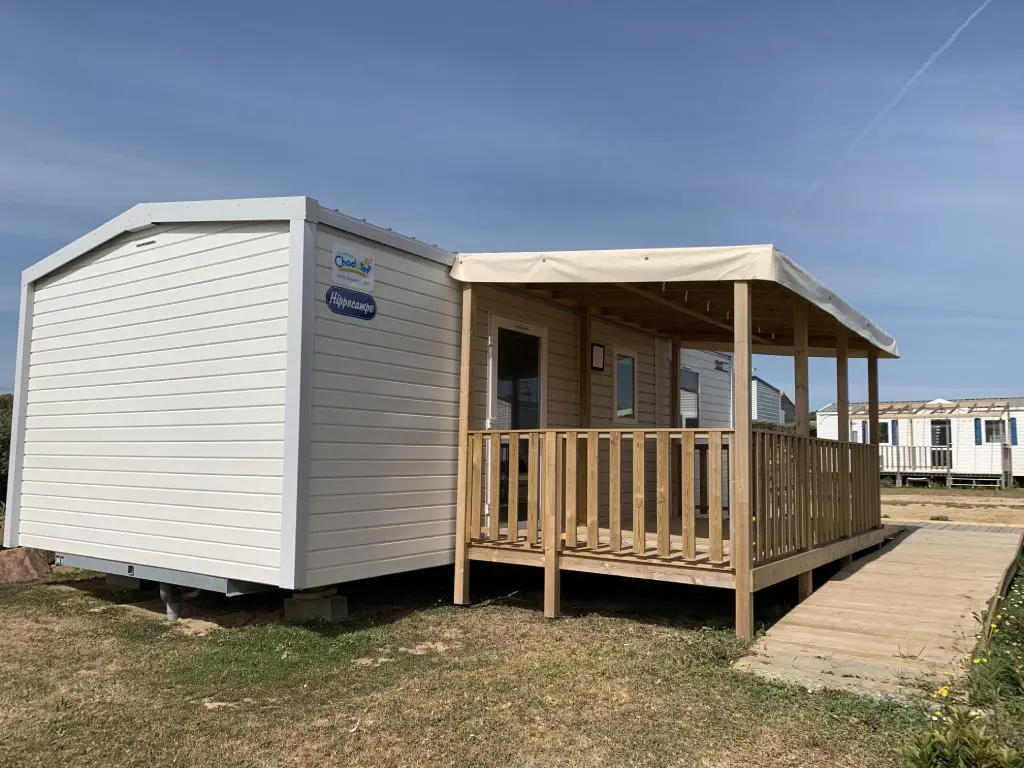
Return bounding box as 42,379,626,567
739,524,1023,697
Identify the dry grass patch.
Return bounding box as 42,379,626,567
0,571,925,767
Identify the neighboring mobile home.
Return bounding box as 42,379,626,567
817,398,1020,488
679,349,732,429
5,197,898,638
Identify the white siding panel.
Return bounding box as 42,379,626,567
817,412,838,440
303,224,461,588
19,494,278,530
17,222,289,583
16,531,277,584
26,371,286,404
32,284,289,341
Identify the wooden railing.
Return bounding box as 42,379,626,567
879,445,952,474
466,428,883,571
466,428,734,565
752,431,881,565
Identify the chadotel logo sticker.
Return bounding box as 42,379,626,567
332,247,374,293
326,286,377,321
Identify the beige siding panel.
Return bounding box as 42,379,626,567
309,489,455,516
303,224,461,588
18,222,289,583
470,286,579,429
586,318,663,520
305,550,453,585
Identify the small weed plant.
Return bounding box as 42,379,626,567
901,708,1021,768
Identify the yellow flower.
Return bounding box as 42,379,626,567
938,686,950,698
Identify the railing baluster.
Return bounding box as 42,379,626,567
470,433,483,541
632,431,645,556
656,431,670,558
788,435,797,554
488,433,500,541
564,431,577,549
527,433,539,547
587,430,599,550
508,434,520,543
709,431,724,564
609,432,622,553
682,431,696,561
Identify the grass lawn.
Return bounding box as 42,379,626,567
0,564,928,768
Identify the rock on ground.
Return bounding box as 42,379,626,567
0,548,51,583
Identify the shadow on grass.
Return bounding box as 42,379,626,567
40,552,867,640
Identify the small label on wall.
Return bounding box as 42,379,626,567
326,286,377,321
715,360,729,372
332,247,374,293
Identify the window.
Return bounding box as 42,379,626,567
878,421,890,443
985,419,1006,443
614,351,637,422
680,368,699,428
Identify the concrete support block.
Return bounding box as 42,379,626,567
284,588,348,623
105,574,141,589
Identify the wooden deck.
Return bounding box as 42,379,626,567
739,524,1024,697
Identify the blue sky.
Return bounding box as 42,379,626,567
1,0,1020,408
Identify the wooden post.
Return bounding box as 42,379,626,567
867,350,884,518
867,351,879,445
454,284,474,605
794,302,812,599
836,326,851,539
671,336,681,511
577,308,591,522
733,282,754,639
543,431,561,618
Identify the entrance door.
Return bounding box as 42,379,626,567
487,318,546,529
931,419,951,469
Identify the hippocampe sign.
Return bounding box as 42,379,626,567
326,285,377,321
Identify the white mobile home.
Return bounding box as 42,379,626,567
4,197,462,606
817,398,1020,487
750,376,788,425
6,197,899,637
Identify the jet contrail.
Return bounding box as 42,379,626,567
774,0,995,238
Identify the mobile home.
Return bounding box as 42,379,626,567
5,197,898,638
817,398,1020,487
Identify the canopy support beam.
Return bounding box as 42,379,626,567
616,283,771,345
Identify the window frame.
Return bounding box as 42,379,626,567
612,347,639,424
680,366,700,428
485,314,549,430
877,421,890,444
984,419,1006,444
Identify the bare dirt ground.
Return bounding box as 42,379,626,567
882,487,1024,526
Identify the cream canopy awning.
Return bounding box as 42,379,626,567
450,244,898,358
